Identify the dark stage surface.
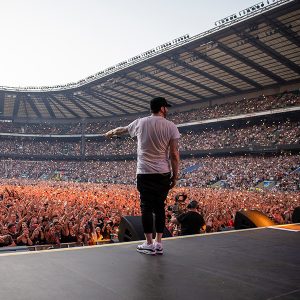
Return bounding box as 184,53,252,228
0,227,299,300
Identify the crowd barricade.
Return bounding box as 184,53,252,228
0,241,115,253
0,246,29,253
28,242,84,251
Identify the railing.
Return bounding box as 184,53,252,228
177,106,300,128
0,240,114,254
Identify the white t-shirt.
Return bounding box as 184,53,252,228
127,115,180,174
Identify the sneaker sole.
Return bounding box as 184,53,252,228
137,249,156,255
156,250,163,255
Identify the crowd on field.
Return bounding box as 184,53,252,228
0,180,299,247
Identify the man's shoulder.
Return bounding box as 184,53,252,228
161,118,179,132
137,116,175,125
186,211,203,218
132,116,178,132
162,117,176,125
133,116,150,124
166,119,178,127
177,212,188,221
140,116,152,122
191,211,203,217
127,117,143,131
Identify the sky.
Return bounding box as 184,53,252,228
0,0,258,87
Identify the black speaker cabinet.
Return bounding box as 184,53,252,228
118,216,172,242
234,210,275,230
292,206,300,223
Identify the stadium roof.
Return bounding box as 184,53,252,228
0,0,299,121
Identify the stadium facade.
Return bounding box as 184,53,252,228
0,0,299,189
0,0,299,122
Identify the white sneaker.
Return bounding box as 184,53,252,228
154,241,163,255
137,242,156,255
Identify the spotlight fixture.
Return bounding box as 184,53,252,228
239,2,265,16
215,13,237,26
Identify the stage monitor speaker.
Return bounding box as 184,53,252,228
118,216,172,242
234,210,275,230
292,206,300,223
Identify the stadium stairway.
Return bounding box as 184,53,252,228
211,179,229,188
291,166,300,174
255,165,300,190
181,163,201,174
255,180,277,190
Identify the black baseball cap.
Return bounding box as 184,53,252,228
150,97,172,111
187,200,198,209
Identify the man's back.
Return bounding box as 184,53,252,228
177,211,205,235
105,96,180,254
127,115,180,174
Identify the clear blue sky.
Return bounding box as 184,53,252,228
0,0,258,87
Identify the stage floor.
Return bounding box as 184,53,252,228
0,226,299,300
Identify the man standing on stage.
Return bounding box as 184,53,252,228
105,97,180,255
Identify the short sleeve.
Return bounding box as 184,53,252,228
170,123,180,140
126,119,139,137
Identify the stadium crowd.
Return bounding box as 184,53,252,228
0,119,299,157
169,92,300,124
1,154,299,191
0,140,80,156
0,91,299,248
1,159,135,184
0,91,299,134
87,120,300,155
0,180,299,247
180,155,300,191
173,120,300,151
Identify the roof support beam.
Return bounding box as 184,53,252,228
263,15,300,48
94,90,139,113
73,92,115,116
12,94,21,119
62,93,94,118
38,94,57,118
47,97,68,118
89,89,142,113
78,92,121,115
133,68,202,101
124,75,190,104
231,27,300,75
116,81,155,99
47,94,81,118
24,94,42,118
152,62,222,97
71,94,105,116
22,95,29,118
182,46,258,89
217,42,286,84
106,88,148,109
166,53,240,92
0,93,4,115
83,89,126,115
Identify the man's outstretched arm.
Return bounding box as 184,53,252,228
105,127,128,138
